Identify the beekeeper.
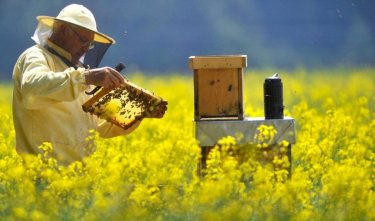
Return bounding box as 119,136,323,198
12,4,166,165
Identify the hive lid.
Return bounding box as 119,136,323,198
189,55,247,69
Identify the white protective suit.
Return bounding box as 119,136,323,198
12,39,140,165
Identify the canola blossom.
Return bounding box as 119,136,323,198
0,69,374,220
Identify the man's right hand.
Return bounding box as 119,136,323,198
84,67,125,90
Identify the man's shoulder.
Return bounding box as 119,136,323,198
21,44,48,56
17,44,52,63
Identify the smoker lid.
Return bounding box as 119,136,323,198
265,73,281,82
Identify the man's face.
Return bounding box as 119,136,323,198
65,25,95,65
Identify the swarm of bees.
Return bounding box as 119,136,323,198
82,82,167,130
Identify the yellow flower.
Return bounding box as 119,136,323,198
13,207,27,219
30,210,45,221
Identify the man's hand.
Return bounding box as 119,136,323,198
145,101,168,118
84,67,125,90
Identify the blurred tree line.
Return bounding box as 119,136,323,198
0,0,374,79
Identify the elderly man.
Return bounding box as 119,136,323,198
12,4,166,165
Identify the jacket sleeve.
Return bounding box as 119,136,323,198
17,48,87,109
97,119,142,138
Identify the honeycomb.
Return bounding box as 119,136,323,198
82,82,166,130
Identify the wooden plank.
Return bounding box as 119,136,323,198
189,55,247,69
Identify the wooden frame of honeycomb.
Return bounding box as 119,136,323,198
82,80,166,130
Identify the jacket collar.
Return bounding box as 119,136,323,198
45,40,75,67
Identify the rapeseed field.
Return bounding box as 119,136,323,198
0,68,374,220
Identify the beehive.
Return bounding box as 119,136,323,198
189,55,247,121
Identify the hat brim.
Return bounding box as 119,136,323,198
37,16,115,44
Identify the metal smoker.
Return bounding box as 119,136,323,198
264,73,284,119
